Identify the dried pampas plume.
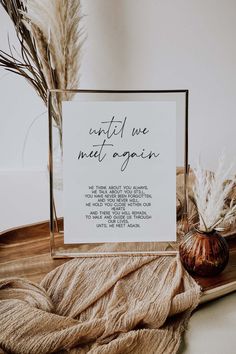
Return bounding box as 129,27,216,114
192,153,236,232
22,0,83,100
0,0,84,135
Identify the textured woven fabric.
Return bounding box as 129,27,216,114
0,254,201,353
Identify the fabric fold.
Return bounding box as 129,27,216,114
0,255,201,354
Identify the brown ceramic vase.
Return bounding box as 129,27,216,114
179,228,229,277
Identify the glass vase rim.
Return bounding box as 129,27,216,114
192,226,219,236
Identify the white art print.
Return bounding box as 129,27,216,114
62,101,176,244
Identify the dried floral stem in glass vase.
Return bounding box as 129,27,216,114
192,154,236,233
0,0,84,146
179,154,235,277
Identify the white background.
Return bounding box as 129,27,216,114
0,0,236,229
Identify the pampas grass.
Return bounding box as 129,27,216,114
0,0,83,136
193,154,236,232
0,0,48,102
23,0,83,100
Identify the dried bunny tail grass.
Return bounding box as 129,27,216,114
22,0,83,100
193,153,236,232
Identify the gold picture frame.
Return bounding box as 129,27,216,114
48,89,189,258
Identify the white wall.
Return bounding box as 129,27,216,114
1,0,236,172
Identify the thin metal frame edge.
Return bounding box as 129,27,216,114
48,89,189,258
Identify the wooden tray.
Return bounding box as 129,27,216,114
0,221,235,304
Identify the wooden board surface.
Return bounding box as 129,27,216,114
0,221,236,304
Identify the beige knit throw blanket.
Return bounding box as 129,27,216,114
0,254,201,354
